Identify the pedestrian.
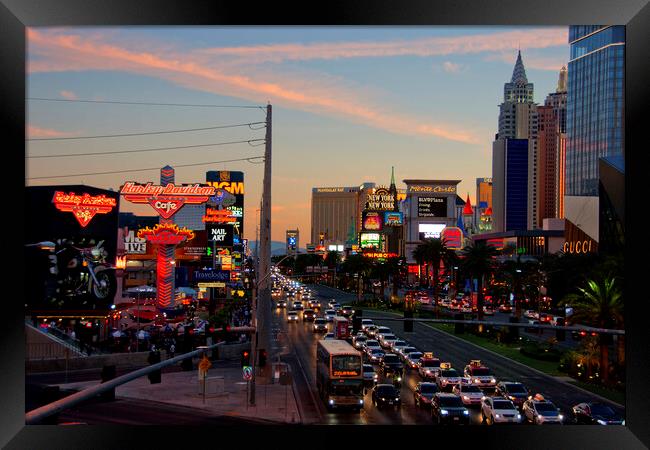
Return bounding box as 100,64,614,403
70,330,76,340
169,343,175,358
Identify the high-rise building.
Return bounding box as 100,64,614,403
536,67,568,224
565,25,625,241
311,185,364,246
492,139,529,232
475,177,493,232
493,51,537,231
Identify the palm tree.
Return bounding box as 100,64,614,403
413,238,449,312
442,247,461,299
325,250,341,286
341,254,374,303
412,245,427,287
461,241,499,320
564,275,623,384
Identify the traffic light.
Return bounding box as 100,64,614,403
241,350,250,367
258,349,267,368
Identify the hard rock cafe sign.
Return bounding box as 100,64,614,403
120,182,215,219
52,191,117,227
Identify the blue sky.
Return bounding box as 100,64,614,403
26,26,570,242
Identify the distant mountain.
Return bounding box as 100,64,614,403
248,241,304,256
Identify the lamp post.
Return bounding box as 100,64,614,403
250,253,291,406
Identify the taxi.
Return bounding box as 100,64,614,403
522,394,564,425
463,360,497,389
436,362,463,391
417,352,442,379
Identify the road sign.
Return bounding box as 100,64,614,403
242,365,253,381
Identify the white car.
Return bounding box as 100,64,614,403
481,397,523,424
464,361,497,388
361,319,374,331
452,383,485,406
522,395,564,424
287,311,299,322
324,310,336,322
374,327,392,341
418,356,442,379
404,352,423,370
396,346,418,361
378,334,398,349
436,367,463,391
366,348,385,363
352,335,368,350
390,339,409,354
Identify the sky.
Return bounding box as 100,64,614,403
25,26,570,243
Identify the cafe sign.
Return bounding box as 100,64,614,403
120,182,215,219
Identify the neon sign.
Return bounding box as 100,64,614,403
52,191,117,227
364,252,398,259
563,240,594,254
332,370,360,377
120,182,215,219
115,255,127,270
137,223,195,245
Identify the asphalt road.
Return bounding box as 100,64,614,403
308,283,625,423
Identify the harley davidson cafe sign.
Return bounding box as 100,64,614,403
120,182,215,219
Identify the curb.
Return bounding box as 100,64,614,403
363,308,624,409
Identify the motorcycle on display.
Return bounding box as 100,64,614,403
27,239,117,303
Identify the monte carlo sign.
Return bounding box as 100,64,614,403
120,182,215,219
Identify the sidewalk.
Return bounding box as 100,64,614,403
54,364,301,424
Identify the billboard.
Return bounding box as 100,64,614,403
286,229,299,255
360,232,381,249
441,227,463,249
418,196,447,217
362,211,383,231
384,211,403,226
418,223,446,240
206,171,244,236
207,224,234,247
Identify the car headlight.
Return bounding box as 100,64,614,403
359,399,364,405
374,375,378,380
558,414,564,421
622,420,626,426
517,414,522,420
474,378,480,383
491,378,496,383
329,399,335,405
440,409,449,415
495,414,500,418
397,377,402,382
509,396,516,401
463,410,469,416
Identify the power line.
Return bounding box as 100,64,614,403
28,122,266,141
26,138,266,158
28,97,264,109
26,156,265,181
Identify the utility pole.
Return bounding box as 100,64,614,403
250,103,272,405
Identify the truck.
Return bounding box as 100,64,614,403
333,316,350,340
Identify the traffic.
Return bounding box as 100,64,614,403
272,272,625,425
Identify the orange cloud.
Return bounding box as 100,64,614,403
59,90,77,99
196,28,568,65
27,28,483,145
27,125,78,138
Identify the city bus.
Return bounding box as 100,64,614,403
316,339,364,411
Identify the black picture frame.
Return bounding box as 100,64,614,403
3,0,648,448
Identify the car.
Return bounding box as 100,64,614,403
323,332,336,340
495,382,531,409
483,306,495,316
292,301,304,311
363,364,379,388
371,384,401,410
309,300,322,310
374,326,392,340
277,299,287,308
498,304,513,313
431,393,470,425
313,317,328,333
365,325,379,338
481,397,523,424
522,394,564,424
379,353,404,375
364,339,381,352
352,335,368,350
413,382,439,408
378,333,398,349
452,383,485,406
332,303,342,312
524,310,539,320
418,353,442,379
436,364,463,391
303,309,316,321
464,360,497,388
341,305,355,317
361,319,374,331
404,351,424,370
572,402,625,425
366,348,385,363
418,294,431,305
324,309,336,322
396,345,418,361
390,339,409,354
287,311,299,322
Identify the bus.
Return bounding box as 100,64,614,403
316,339,364,411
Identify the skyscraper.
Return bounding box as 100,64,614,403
565,26,625,241
536,67,568,224
492,51,537,231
